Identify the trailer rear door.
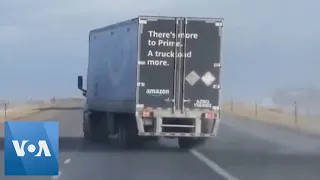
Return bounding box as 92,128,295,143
138,17,223,111
138,17,176,109
182,19,222,110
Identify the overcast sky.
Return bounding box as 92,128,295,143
0,0,319,101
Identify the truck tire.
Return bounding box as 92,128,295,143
83,113,92,141
83,129,91,141
84,127,101,142
117,117,140,149
83,112,104,142
83,122,100,142
118,124,129,148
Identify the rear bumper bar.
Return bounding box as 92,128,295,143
138,132,214,137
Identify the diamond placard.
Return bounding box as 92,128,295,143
185,71,200,86
201,72,216,86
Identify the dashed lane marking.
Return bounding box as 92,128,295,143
64,158,71,164
190,149,240,180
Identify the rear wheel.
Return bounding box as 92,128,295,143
83,123,101,142
118,123,130,148
117,115,141,149
83,129,91,140
83,111,107,143
83,112,92,141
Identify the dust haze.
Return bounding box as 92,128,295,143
1,1,320,179
0,0,319,117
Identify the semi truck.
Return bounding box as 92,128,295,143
77,16,223,149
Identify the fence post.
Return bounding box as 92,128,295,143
294,101,298,126
4,102,8,119
255,100,258,117
231,98,234,112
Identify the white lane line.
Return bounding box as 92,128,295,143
51,170,62,179
64,158,71,164
190,149,240,180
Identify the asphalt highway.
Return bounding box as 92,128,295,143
1,102,320,180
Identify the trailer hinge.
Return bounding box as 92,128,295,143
138,61,146,65
213,63,221,68
165,98,174,102
139,19,147,24
183,99,191,103
212,84,221,89
137,82,145,87
139,18,147,34
215,21,223,27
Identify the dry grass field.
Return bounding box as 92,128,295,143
0,102,53,122
0,98,83,122
221,102,320,134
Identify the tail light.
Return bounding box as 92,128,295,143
203,112,217,120
142,111,150,118
141,110,154,126
141,109,154,118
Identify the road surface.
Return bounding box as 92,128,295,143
1,101,320,180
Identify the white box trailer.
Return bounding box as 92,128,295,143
77,16,223,149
